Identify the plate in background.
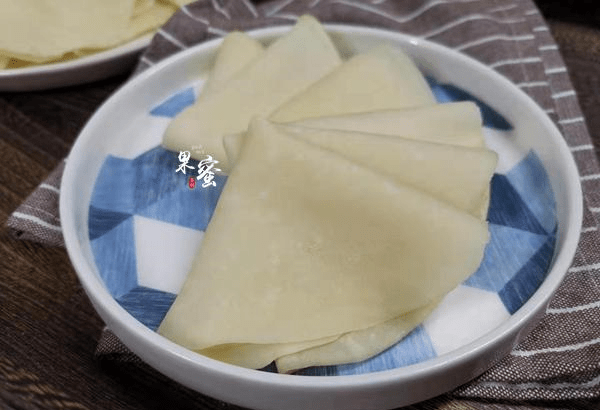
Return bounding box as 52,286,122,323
0,34,151,92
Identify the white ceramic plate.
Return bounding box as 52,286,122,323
60,24,582,409
0,34,151,92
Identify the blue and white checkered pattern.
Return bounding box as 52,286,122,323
88,81,557,375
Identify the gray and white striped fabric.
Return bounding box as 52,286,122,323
7,0,600,401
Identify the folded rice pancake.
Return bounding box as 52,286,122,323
224,124,497,219
269,45,436,123
132,0,157,18
158,118,489,353
200,334,340,370
201,32,264,96
291,102,485,148
200,300,438,371
223,102,485,165
0,0,135,62
275,300,439,373
0,0,184,66
161,15,341,170
126,0,178,40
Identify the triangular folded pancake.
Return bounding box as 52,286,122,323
158,118,489,355
289,102,485,148
161,15,341,169
201,32,264,96
269,45,436,123
224,124,496,219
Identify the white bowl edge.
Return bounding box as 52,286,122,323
59,24,583,410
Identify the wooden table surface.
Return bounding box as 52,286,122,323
2,12,600,410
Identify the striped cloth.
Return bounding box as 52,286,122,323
7,0,600,402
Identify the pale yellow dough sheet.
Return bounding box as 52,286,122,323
224,124,497,219
199,300,439,371
0,0,136,62
223,102,485,176
162,30,438,171
275,300,440,374
269,44,436,123
158,118,489,353
132,0,157,18
0,0,186,67
161,15,341,170
201,32,264,98
126,0,179,41
290,102,485,148
200,334,340,370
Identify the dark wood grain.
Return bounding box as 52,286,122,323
3,11,600,410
